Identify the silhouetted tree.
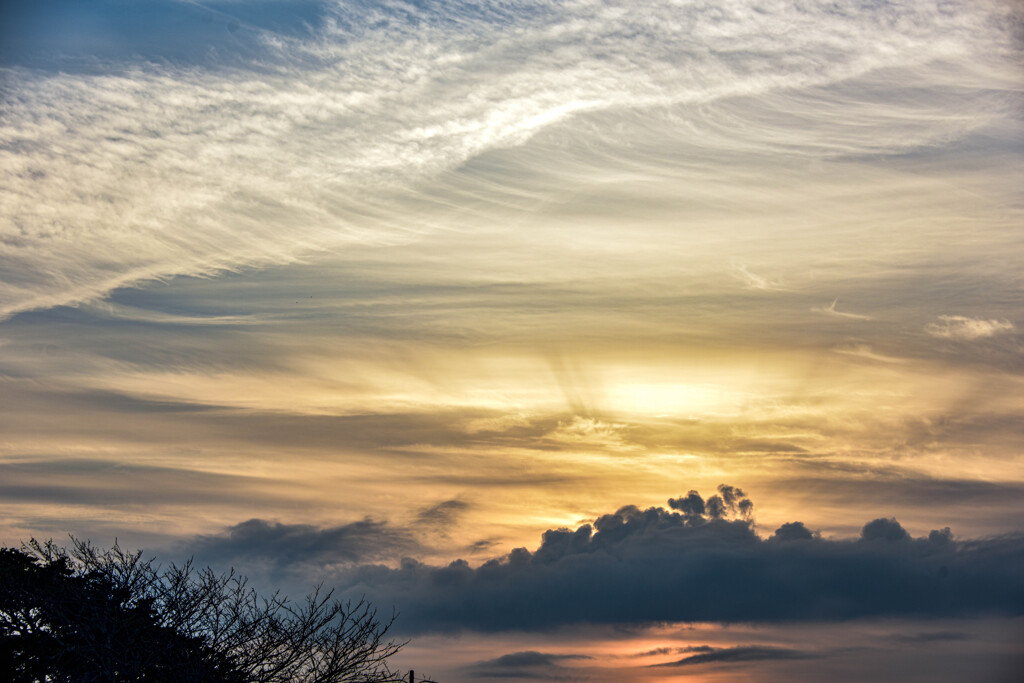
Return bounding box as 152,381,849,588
0,539,406,683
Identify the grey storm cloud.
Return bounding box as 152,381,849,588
329,486,1024,633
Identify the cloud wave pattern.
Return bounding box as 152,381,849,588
2,0,1019,318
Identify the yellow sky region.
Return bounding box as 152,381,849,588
46,341,1013,421
3,330,1019,554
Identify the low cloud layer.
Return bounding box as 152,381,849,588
654,645,816,667
317,486,1024,633
469,651,591,680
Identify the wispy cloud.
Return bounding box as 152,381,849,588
731,263,782,291
925,315,1014,340
832,344,904,363
416,499,472,532
2,0,1018,318
812,298,871,320
543,416,637,452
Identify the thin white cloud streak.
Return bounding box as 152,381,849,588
832,344,905,364
1,0,1019,318
926,315,1015,340
81,300,273,326
731,262,783,291
812,298,871,320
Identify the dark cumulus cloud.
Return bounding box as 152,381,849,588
669,484,752,520
772,521,816,541
468,651,591,680
337,486,1024,633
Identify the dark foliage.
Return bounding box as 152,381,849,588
0,539,406,683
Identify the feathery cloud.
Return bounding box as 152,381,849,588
2,0,1018,319
925,315,1014,340
812,298,871,320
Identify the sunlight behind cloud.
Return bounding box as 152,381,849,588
1,3,1022,679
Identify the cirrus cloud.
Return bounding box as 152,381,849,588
925,315,1015,340
2,0,1019,319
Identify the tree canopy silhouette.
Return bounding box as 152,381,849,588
0,538,407,683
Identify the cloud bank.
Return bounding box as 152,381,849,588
324,486,1024,633
184,486,1024,634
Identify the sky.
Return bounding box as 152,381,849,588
1,0,1023,680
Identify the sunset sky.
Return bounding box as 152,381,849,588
1,1,1022,680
